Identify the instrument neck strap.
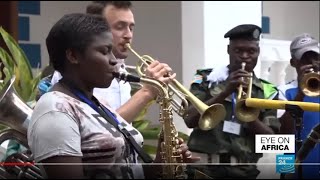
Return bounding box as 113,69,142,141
231,92,238,122
59,79,154,163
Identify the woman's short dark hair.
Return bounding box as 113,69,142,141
86,1,132,15
46,13,110,73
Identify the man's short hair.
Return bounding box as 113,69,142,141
224,24,262,41
290,33,319,60
86,1,132,15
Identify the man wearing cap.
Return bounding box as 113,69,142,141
277,33,320,179
184,24,280,179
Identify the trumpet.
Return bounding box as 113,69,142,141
235,63,320,123
300,68,320,97
125,43,226,130
235,62,260,122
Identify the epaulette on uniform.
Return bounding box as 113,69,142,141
259,78,278,99
191,68,213,85
259,79,277,88
196,68,213,75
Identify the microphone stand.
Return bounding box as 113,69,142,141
282,104,304,179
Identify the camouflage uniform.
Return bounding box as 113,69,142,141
186,68,280,179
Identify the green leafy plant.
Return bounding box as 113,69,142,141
0,26,42,102
0,27,43,132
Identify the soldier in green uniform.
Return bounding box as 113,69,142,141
184,24,281,179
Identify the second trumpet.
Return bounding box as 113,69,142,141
234,63,320,123
125,43,226,130
300,68,320,97
235,62,260,122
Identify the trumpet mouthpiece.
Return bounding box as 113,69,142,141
241,62,246,69
125,43,131,48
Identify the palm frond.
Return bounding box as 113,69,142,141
0,27,34,101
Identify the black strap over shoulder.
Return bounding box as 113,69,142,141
92,97,154,163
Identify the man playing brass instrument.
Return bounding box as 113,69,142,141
184,24,280,179
277,33,320,179
51,1,176,123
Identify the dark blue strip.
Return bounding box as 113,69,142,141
18,16,30,41
18,43,41,68
262,16,270,34
18,1,40,15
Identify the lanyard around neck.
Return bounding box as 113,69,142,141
59,79,120,125
59,79,153,163
231,92,236,121
72,88,121,125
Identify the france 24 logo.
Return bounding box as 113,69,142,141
276,154,295,174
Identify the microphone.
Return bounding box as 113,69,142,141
295,123,320,163
112,72,141,83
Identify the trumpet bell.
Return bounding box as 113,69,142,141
198,104,226,131
301,71,320,97
235,99,260,122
